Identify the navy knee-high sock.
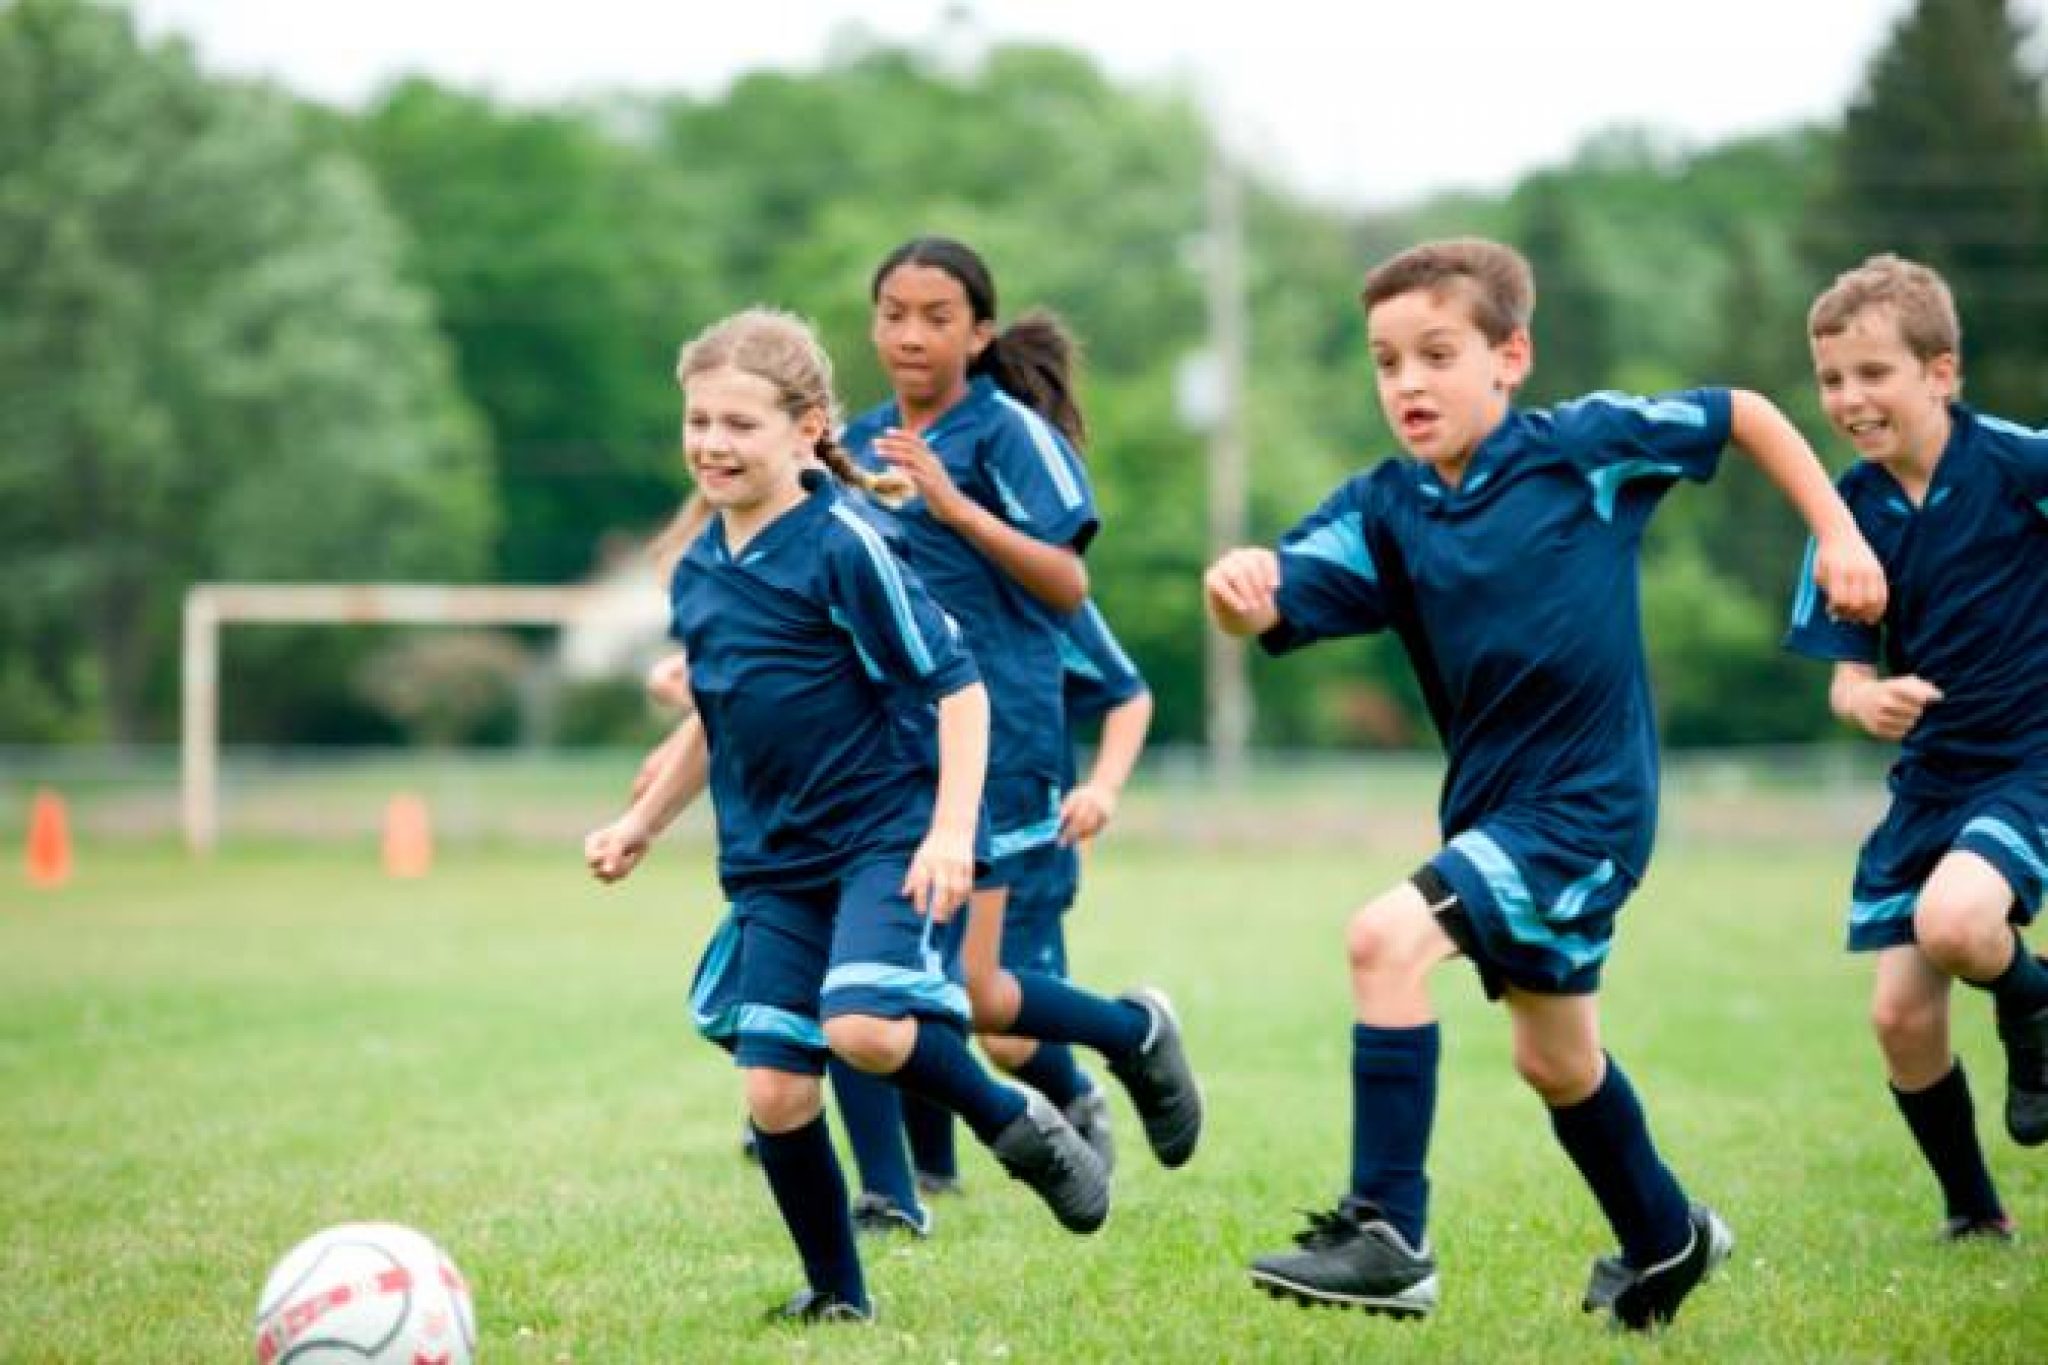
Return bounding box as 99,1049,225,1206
752,1113,866,1309
1893,1061,2005,1222
1968,931,2048,1021
1348,1022,1439,1247
1008,970,1149,1060
1548,1056,1693,1269
1010,1041,1091,1108
828,1057,923,1216
901,1094,959,1180
889,1020,1028,1144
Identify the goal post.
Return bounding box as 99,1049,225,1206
181,583,603,854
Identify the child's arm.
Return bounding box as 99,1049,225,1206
1829,661,1943,741
1204,547,1283,638
874,429,1088,612
1729,391,1888,623
586,716,708,883
903,681,989,922
1059,687,1154,845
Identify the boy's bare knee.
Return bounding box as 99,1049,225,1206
980,1033,1037,1072
1514,1042,1601,1105
825,1013,915,1073
743,1068,823,1133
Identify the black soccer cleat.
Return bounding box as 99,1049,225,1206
1581,1202,1734,1331
1996,1001,2048,1146
1063,1084,1117,1176
1107,987,1203,1168
990,1090,1111,1233
1248,1199,1438,1319
1939,1212,2017,1244
762,1289,874,1325
850,1190,932,1238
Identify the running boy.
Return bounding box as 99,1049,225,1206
1786,253,2048,1241
586,309,1109,1325
1205,238,1887,1329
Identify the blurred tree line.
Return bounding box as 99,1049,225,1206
3,0,2044,751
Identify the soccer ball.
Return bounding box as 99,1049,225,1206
251,1222,476,1364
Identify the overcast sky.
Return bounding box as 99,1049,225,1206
127,0,2034,208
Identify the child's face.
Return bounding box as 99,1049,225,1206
1366,286,1528,479
681,366,818,517
1811,307,1956,468
872,264,993,414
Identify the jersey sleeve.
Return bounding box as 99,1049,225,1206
1261,475,1391,655
1975,411,2048,514
1781,532,1881,664
1061,600,1149,723
823,502,981,701
1554,388,1734,523
980,400,1100,552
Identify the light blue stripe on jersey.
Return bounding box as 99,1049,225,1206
1960,816,2048,883
1975,413,2048,440
1058,631,1103,680
1078,601,1138,676
2037,496,2048,522
990,468,1033,522
1850,889,1915,931
829,607,885,682
1586,460,1686,523
1288,512,1378,582
821,963,971,1021
829,502,935,676
1789,536,1820,630
1565,391,1710,427
1448,829,1604,970
994,391,1086,509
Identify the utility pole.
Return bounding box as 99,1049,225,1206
1203,133,1252,784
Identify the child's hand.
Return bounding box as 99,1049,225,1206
873,429,970,526
1204,547,1281,636
903,823,975,922
584,814,652,884
1814,532,1888,624
1845,674,1943,741
1057,782,1118,845
645,654,693,713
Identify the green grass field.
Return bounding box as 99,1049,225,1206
3,837,2043,1362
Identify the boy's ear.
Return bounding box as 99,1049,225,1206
1498,327,1534,389
1926,350,1960,400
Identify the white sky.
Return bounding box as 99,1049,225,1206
127,0,2030,209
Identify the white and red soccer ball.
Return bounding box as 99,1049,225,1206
252,1223,476,1364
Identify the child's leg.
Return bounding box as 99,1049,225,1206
743,1066,867,1315
1871,944,2007,1229
822,860,1109,1232
901,1094,960,1189
1921,846,2048,1144
1514,993,1691,1268
964,883,1197,1167
827,1012,1108,1233
825,1058,927,1230
1247,877,1451,1317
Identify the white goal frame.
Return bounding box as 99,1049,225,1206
181,584,598,853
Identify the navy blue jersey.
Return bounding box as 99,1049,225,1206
1263,390,1733,878
843,375,1098,796
670,479,980,893
1784,404,2048,796
1059,599,1149,789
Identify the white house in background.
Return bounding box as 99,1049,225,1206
556,538,673,683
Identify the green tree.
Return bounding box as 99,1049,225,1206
1515,172,1615,404
0,0,492,741
1816,0,2048,417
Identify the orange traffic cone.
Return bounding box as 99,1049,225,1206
25,789,72,889
381,793,433,879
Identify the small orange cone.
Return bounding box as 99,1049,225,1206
25,789,73,889
381,793,433,879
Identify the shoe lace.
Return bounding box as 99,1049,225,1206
1292,1202,1372,1251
